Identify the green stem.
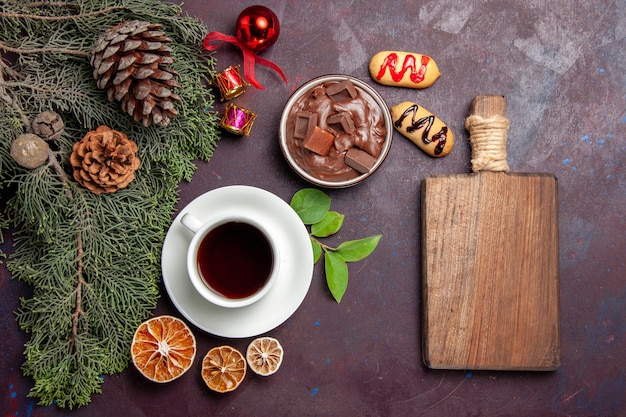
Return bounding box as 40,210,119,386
310,235,336,252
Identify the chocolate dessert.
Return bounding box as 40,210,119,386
283,78,389,183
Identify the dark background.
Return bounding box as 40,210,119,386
1,1,624,416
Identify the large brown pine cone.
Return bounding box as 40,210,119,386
91,20,181,127
69,126,141,195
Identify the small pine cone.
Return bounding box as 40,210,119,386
32,111,65,141
91,20,181,127
69,126,141,195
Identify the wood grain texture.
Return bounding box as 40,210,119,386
422,95,560,371
422,171,560,370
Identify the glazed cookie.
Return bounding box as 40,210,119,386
369,51,441,89
391,101,454,157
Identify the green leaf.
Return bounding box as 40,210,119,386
335,234,382,262
290,188,331,224
311,211,344,237
311,238,322,263
324,251,349,303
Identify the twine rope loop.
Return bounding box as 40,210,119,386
465,114,510,172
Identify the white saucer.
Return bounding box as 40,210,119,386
161,185,314,338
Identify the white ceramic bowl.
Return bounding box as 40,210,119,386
279,75,393,188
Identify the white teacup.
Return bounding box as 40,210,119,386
180,212,280,308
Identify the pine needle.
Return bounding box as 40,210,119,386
0,0,219,408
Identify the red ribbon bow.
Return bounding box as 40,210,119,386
203,32,288,90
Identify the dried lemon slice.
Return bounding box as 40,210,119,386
246,337,284,376
202,346,247,392
131,315,196,383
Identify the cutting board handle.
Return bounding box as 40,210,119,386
465,95,510,173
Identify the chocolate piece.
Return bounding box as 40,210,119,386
327,112,356,134
303,126,335,156
326,80,358,102
345,147,376,173
294,111,317,139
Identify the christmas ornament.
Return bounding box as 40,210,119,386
69,126,141,195
204,5,287,90
219,103,257,136
213,65,249,100
32,111,65,141
235,5,280,53
10,133,50,169
91,20,181,127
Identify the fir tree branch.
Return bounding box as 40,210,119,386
47,148,86,353
0,40,90,57
47,149,71,186
71,233,86,351
0,5,126,21
0,54,32,131
1,0,220,408
19,2,81,8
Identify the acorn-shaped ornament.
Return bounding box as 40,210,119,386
10,133,50,169
32,111,64,141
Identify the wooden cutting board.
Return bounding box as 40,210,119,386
421,95,560,370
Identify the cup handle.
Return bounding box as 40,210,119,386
180,213,204,234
